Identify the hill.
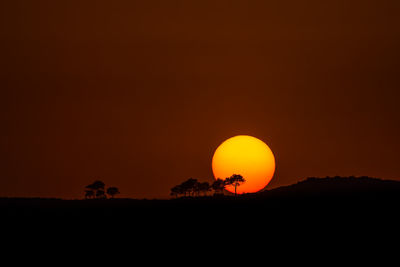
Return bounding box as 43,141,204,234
1,176,399,241
258,176,400,198
1,176,398,217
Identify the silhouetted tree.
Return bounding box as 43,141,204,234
193,181,201,196
85,183,96,191
198,182,211,196
85,180,106,199
106,187,120,198
91,180,105,191
170,185,183,198
180,178,198,196
212,178,226,195
85,190,94,199
96,189,106,199
225,174,246,196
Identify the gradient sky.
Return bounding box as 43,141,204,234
1,0,399,199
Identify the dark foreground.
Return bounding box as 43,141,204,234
2,177,399,224
1,177,399,252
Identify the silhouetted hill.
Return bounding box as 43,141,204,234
234,176,400,211
258,176,400,198
2,176,399,246
1,177,399,224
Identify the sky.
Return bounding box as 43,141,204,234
0,0,399,199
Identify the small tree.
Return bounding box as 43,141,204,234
198,182,211,196
170,185,182,198
225,174,245,196
85,180,106,199
96,189,106,199
85,190,94,199
91,180,105,191
180,178,198,197
193,181,201,196
106,187,120,198
212,178,226,195
85,183,96,192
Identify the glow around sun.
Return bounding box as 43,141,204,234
212,135,276,194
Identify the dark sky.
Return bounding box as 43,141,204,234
1,0,399,199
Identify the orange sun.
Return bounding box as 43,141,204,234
212,135,276,194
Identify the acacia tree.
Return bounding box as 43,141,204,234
106,187,120,198
91,180,105,191
170,185,183,198
85,190,94,199
170,177,245,198
85,180,106,199
180,178,198,196
198,182,211,196
85,183,96,192
225,174,246,196
193,181,202,196
96,189,106,199
211,178,226,195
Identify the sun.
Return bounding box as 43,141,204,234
212,135,276,194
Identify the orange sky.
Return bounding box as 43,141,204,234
0,0,399,198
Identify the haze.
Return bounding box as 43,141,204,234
0,0,399,198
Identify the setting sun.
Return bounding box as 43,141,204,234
212,135,276,194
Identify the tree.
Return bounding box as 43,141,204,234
85,183,96,192
91,180,105,191
225,174,245,196
96,189,106,199
85,180,106,199
212,178,226,195
193,181,201,196
170,185,184,198
180,178,198,196
106,187,120,198
85,190,94,199
198,182,211,196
